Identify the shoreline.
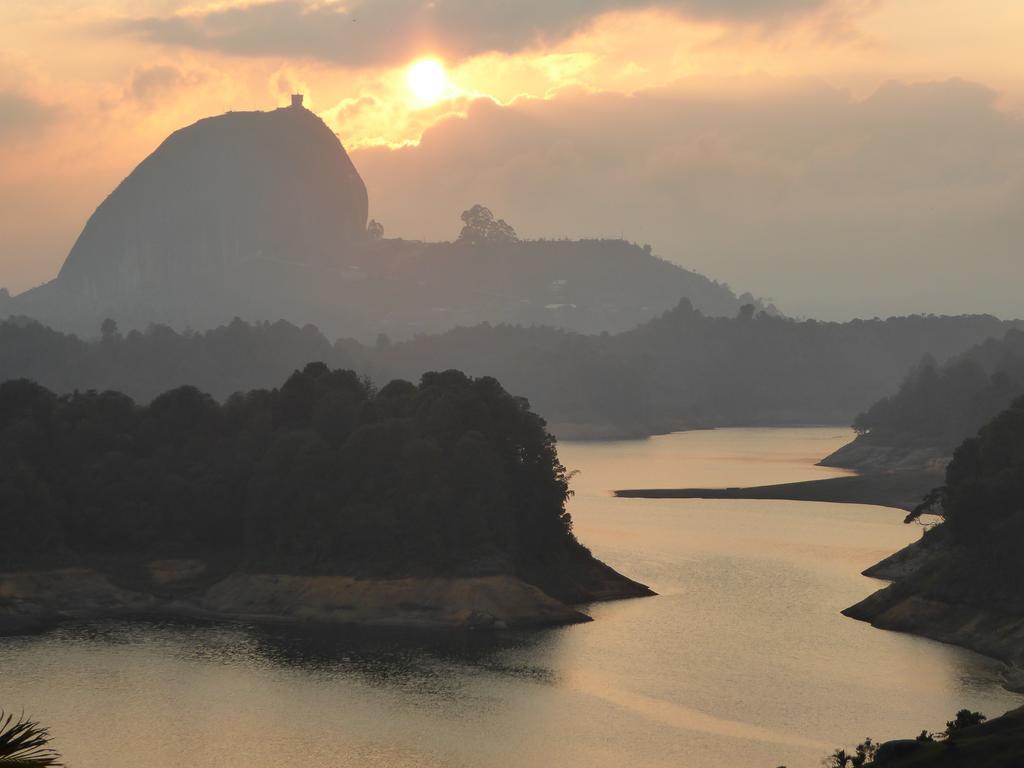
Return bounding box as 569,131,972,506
0,564,654,639
611,454,1024,695
843,540,1024,694
613,469,941,512
812,439,1024,694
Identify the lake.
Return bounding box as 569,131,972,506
1,427,1019,767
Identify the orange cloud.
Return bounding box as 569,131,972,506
352,77,1024,320
3,0,1024,312
107,0,832,67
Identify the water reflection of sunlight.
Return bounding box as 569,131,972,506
3,427,1022,768
559,427,856,495
567,668,831,750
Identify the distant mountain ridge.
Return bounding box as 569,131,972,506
2,308,1021,438
822,328,1024,472
0,104,768,340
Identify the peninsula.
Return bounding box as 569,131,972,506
0,366,652,636
844,395,1024,692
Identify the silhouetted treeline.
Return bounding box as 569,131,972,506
0,366,585,588
6,236,766,343
355,301,1024,433
852,330,1024,453
1,306,1021,434
0,316,349,403
902,396,1024,613
939,395,1024,550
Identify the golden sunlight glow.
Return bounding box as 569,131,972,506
406,58,448,106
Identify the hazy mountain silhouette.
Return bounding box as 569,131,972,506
822,328,1024,471
3,308,1020,439
0,103,769,339
60,103,369,293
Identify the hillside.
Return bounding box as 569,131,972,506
1,309,1021,438
844,395,1024,692
0,316,350,404
823,329,1024,472
359,302,1023,434
864,706,1024,767
806,707,1024,767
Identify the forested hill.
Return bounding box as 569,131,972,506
0,365,642,603
4,237,766,344
359,303,1023,434
824,329,1024,471
0,316,349,404
844,396,1024,673
1,307,1021,436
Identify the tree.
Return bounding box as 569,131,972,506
905,485,945,524
0,366,585,587
100,318,119,343
0,711,64,766
458,205,518,245
823,738,876,767
945,709,986,735
366,219,384,240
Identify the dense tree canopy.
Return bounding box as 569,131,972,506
360,301,1023,433
915,395,1024,542
0,366,581,582
901,395,1024,612
853,329,1024,452
0,316,348,404
457,205,518,245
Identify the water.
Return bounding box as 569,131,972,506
1,427,1019,767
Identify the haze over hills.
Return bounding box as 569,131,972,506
824,329,1024,472
9,2,1024,766
1,94,1018,440
0,101,768,341
356,303,1024,436
3,307,1021,439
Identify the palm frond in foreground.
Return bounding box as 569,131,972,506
0,711,64,767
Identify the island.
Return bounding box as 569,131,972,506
0,365,652,636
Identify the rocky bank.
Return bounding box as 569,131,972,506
0,559,653,637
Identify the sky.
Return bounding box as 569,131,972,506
1,0,1023,319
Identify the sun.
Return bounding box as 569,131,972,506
406,58,448,106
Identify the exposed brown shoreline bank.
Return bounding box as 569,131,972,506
815,440,1024,695
843,539,1024,695
613,468,941,512
0,560,654,639
612,453,1024,695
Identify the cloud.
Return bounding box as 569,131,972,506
110,0,828,67
269,66,314,106
351,77,1024,320
127,65,194,103
0,90,60,142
